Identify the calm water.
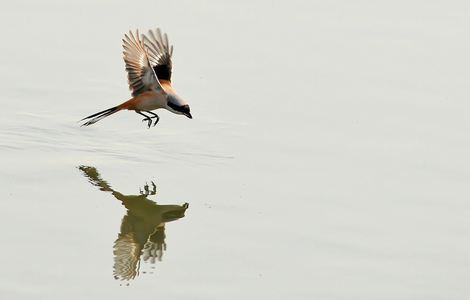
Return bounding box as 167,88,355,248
1,1,470,299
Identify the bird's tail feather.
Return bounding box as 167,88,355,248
80,106,121,126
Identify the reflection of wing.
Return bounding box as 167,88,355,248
143,29,173,82
113,232,141,281
122,30,163,97
142,225,166,263
142,240,164,264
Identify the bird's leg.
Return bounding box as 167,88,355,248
140,183,149,195
139,181,156,195
145,111,160,127
149,181,156,195
136,111,152,128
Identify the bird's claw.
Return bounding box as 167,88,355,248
138,112,158,128
150,181,156,194
142,118,152,128
139,181,157,195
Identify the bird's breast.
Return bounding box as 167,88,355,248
133,91,166,111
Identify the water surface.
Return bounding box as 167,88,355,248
1,1,470,299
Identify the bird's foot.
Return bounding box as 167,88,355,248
139,181,156,195
142,118,152,128
152,118,159,127
150,115,160,127
149,181,156,194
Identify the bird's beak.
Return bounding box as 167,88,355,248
185,112,192,119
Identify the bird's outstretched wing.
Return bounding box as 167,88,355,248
142,29,173,82
113,232,141,281
122,30,163,97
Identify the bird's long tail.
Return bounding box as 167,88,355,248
80,105,122,126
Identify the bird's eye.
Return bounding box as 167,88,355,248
167,101,178,111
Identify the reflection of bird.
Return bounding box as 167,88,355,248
80,29,192,128
78,166,188,281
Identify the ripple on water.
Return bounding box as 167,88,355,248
0,114,238,166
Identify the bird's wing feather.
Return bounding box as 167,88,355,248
142,28,173,82
113,232,141,280
122,30,163,97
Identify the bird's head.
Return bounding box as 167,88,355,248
167,94,192,119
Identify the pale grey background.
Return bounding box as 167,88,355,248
0,0,469,299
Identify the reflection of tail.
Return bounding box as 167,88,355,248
78,166,113,192
80,106,121,126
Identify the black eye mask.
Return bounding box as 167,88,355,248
167,102,190,114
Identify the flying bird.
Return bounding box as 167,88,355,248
81,29,191,128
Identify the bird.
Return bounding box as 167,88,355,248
80,29,192,128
